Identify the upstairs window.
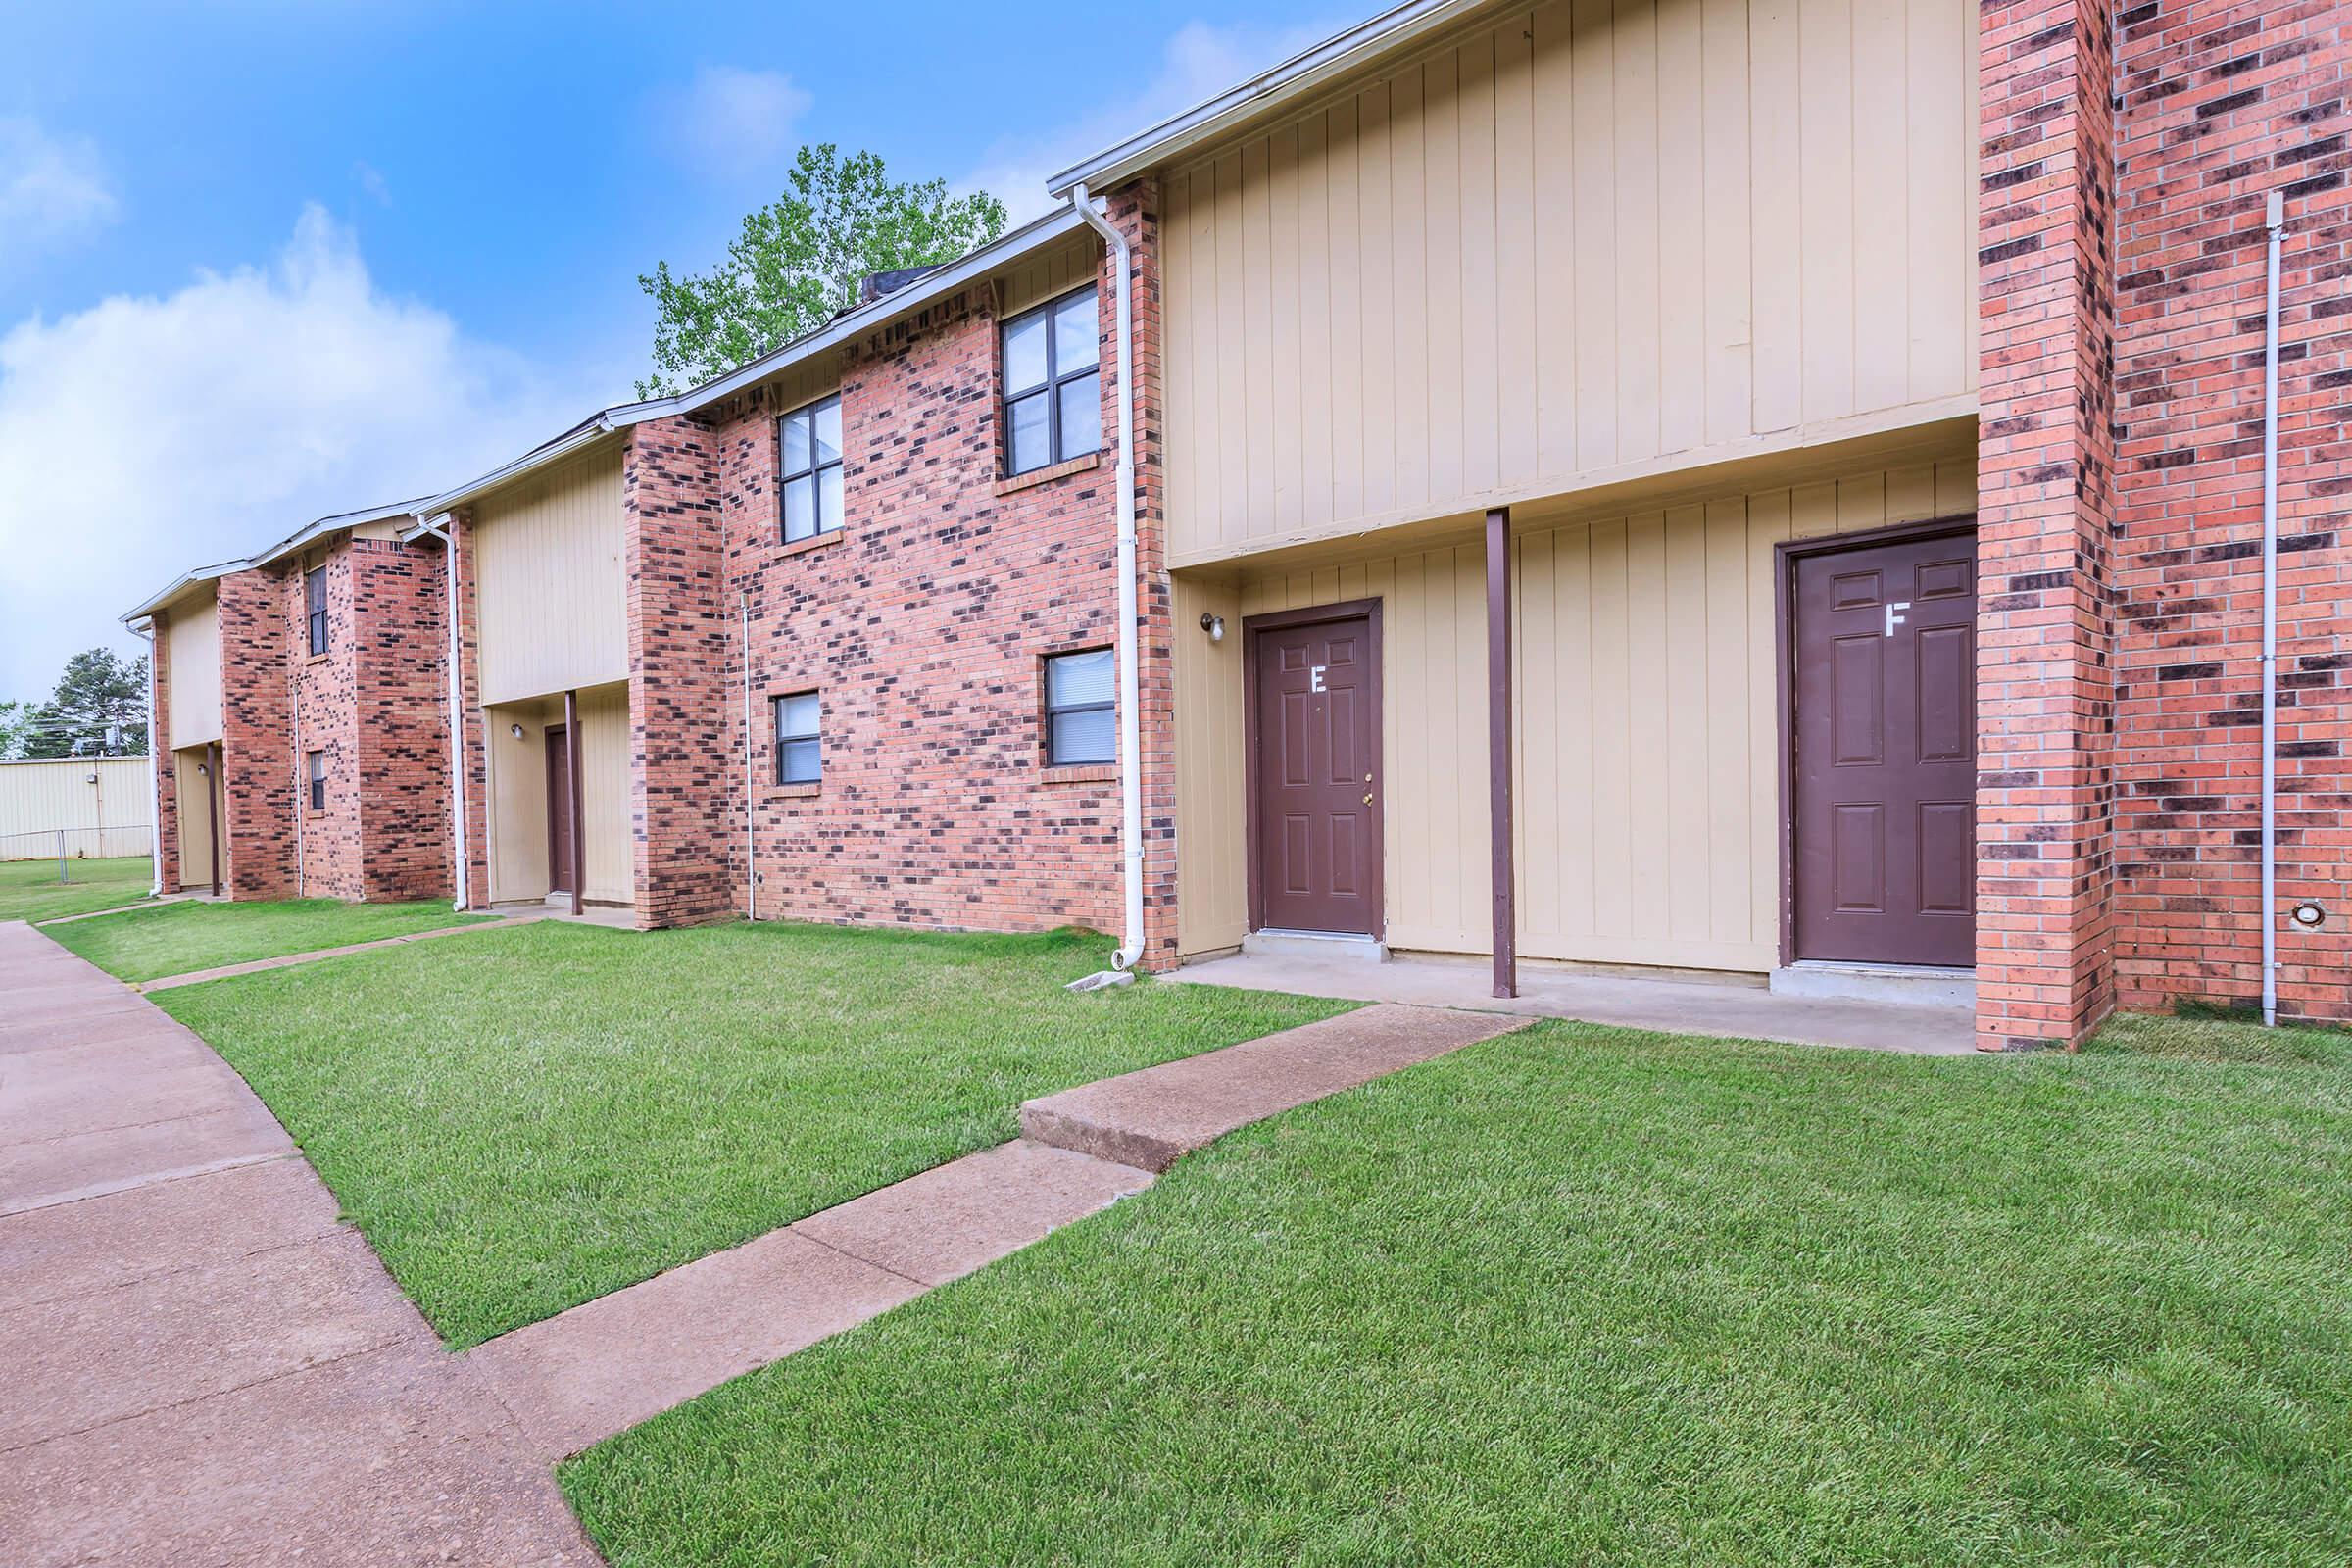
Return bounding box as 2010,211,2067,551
779,395,844,544
305,564,328,656
1002,288,1100,476
1044,648,1115,766
306,750,327,812
773,692,821,785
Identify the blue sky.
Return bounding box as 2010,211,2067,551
0,0,1339,699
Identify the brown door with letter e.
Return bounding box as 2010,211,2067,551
1249,604,1383,937
546,726,575,897
1788,528,1976,967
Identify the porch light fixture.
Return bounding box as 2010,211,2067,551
1200,612,1225,642
510,723,525,740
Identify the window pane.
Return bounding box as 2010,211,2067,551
817,463,843,534
1054,292,1099,370
781,412,810,476
1051,707,1116,766
1048,648,1115,707
778,693,819,738
813,397,842,466
783,474,815,542
779,737,820,784
1056,372,1101,462
1003,310,1048,395
1006,391,1051,474
306,568,325,612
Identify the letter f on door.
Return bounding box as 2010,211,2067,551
1884,601,1910,638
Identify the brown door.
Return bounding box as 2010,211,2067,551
1790,530,1976,966
545,726,575,896
1250,608,1383,936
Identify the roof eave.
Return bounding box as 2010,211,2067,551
1046,0,1481,197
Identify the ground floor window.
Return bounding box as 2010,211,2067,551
1044,648,1115,766
774,692,820,784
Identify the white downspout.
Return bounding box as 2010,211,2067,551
743,587,758,920
426,514,470,912
2260,190,2287,1027
1069,182,1146,971
136,624,163,896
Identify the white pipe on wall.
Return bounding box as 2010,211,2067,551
428,514,470,912
743,587,757,921
2260,189,2287,1027
1068,182,1147,972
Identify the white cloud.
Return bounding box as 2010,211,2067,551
0,206,575,698
0,118,120,261
652,66,814,181
961,18,1343,219
354,161,392,207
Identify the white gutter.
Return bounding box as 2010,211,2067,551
120,498,422,625
742,587,758,920
1069,184,1147,972
134,622,163,896
1047,0,1477,197
421,514,470,912
2260,189,2287,1027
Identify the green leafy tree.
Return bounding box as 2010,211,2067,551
0,699,42,760
23,649,148,758
637,144,1008,397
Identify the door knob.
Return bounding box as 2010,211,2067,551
1363,792,1374,804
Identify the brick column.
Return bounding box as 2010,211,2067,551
1102,177,1184,972
215,567,295,901
151,609,181,893
354,538,453,902
1975,0,2121,1048
624,414,733,928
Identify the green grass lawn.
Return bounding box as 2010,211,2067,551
158,921,1354,1348
563,1011,2352,1568
45,897,494,983
1,854,152,922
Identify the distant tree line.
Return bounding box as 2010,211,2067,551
1,648,150,759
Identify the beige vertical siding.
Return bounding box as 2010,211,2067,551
1173,448,1976,968
0,757,154,859
1176,544,1493,956
164,590,222,746
172,747,217,887
483,684,633,906
474,446,627,706
1158,0,1978,564
997,232,1102,319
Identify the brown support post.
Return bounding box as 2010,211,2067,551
564,688,584,917
1486,506,1516,999
206,742,222,898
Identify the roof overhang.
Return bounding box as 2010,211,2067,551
410,204,1095,521
1047,0,1487,197
119,497,423,626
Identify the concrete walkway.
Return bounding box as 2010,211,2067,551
3,917,1533,1556
1166,949,1980,1054
0,920,598,1566
137,910,543,993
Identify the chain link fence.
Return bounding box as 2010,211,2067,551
0,826,156,879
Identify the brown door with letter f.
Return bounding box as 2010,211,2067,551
546,726,576,897
1249,605,1383,937
1789,528,1976,967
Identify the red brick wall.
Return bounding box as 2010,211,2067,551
452,514,492,910
1976,0,2123,1048
353,538,453,902
291,545,364,901
625,414,734,928
215,567,295,901
151,610,183,893
698,190,1171,950
2108,0,2352,1023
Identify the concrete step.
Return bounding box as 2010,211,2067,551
1768,960,1976,1008
1241,928,1389,964
1019,1003,1526,1172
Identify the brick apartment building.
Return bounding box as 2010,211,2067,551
127,502,451,904
131,0,2348,1048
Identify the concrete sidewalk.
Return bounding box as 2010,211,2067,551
0,919,598,1567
